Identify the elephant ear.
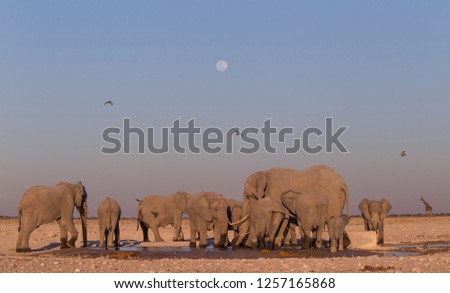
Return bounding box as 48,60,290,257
194,195,213,222
174,192,188,212
358,198,371,220
281,192,298,216
74,181,86,208
255,171,267,199
341,215,350,226
380,198,392,219
328,216,336,231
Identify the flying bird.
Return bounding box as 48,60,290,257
104,100,113,106
233,128,243,137
400,150,407,157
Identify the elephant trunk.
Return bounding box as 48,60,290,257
232,200,251,247
371,214,380,232
217,220,229,247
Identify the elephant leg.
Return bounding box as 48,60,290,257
16,222,34,252
288,223,298,247
189,221,197,248
338,233,345,251
66,220,79,248
198,222,208,248
114,222,120,247
329,227,337,253
99,228,105,248
139,221,150,242
267,213,285,250
315,225,324,249
173,216,184,241
301,226,311,249
58,220,71,249
257,234,266,249
378,222,385,245
150,225,164,242
107,228,114,248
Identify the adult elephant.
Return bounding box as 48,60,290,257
16,181,88,252
97,197,121,248
136,191,190,242
358,198,392,245
232,165,349,249
186,192,229,248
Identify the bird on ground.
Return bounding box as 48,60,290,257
104,101,113,106
400,150,407,157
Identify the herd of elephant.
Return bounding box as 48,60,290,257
15,165,392,253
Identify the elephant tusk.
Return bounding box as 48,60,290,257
229,213,249,226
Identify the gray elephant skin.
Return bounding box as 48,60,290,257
328,215,350,253
226,199,243,239
97,197,121,248
16,181,88,252
281,189,328,249
245,197,285,249
358,198,392,245
233,165,349,249
136,191,190,242
186,192,229,248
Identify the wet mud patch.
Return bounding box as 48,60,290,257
380,241,450,257
40,241,450,260
48,245,375,260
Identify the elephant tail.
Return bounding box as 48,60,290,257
342,184,350,218
17,207,22,232
136,208,143,231
106,198,113,231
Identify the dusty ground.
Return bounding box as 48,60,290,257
1,216,450,273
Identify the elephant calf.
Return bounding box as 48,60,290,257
98,197,121,248
358,198,392,245
328,215,350,253
281,189,328,249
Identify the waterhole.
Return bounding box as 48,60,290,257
46,241,450,259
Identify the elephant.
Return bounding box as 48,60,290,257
233,165,349,249
245,197,285,249
281,189,328,249
16,181,88,252
358,198,392,245
136,191,190,242
328,215,350,253
186,191,229,248
226,199,243,239
97,197,121,248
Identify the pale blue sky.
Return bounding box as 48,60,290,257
1,1,449,217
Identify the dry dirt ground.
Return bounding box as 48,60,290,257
1,216,450,273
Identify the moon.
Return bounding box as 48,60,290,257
216,60,228,72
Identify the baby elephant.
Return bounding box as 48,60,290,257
328,215,350,253
97,197,121,248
